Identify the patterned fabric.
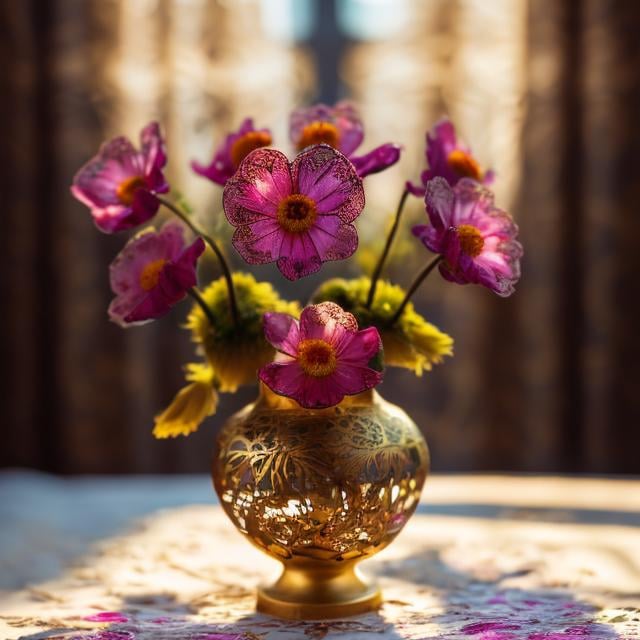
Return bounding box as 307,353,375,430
0,474,638,639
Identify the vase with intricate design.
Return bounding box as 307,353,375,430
211,383,429,620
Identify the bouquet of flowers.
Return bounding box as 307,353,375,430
71,104,523,437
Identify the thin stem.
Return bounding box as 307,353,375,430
388,255,443,326
366,187,410,308
188,287,217,327
157,195,239,327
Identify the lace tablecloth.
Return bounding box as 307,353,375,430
1,472,638,639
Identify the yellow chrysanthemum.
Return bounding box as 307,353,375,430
312,277,453,376
186,272,300,392
153,364,218,439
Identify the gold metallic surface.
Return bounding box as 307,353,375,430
211,384,429,620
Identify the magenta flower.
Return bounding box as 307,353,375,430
407,118,494,196
192,118,272,186
290,101,401,178
71,122,168,233
413,177,522,297
260,302,383,409
223,145,364,280
108,222,205,326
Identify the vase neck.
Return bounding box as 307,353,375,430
257,382,377,411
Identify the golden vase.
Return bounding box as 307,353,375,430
211,383,429,620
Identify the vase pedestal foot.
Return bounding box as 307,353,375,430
256,560,382,620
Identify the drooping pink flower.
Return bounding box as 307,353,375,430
413,177,522,297
192,118,273,186
71,122,168,233
407,118,494,196
260,302,383,409
108,222,205,326
290,101,401,178
223,145,364,280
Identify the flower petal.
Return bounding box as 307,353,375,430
140,121,167,175
223,148,291,224
232,217,283,264
412,223,444,254
292,144,364,222
276,231,322,280
299,302,358,342
263,312,300,357
424,176,455,230
405,179,426,197
153,381,218,438
330,362,383,397
191,159,230,186
307,216,358,264
332,101,365,156
336,326,382,363
350,143,402,178
259,360,306,400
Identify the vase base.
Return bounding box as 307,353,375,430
257,583,382,620
256,562,382,620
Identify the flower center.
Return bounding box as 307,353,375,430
277,194,318,234
139,258,167,291
447,149,482,180
456,224,484,257
116,175,146,205
297,339,337,377
297,121,340,150
229,130,273,168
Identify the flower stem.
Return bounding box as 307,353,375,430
388,255,443,326
366,187,410,308
187,287,217,327
157,195,239,327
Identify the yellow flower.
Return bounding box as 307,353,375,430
187,272,300,392
312,277,453,376
153,364,218,439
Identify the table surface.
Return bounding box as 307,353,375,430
1,471,639,639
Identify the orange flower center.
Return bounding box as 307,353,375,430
297,121,340,150
297,339,337,377
277,194,318,234
116,175,146,205
139,258,167,291
447,149,482,180
456,224,484,257
229,130,272,168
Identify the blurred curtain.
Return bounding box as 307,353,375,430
1,0,639,473
343,0,640,474
0,0,313,473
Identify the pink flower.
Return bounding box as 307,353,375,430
259,302,383,409
290,101,401,178
192,118,273,186
108,222,205,326
407,118,494,195
223,145,364,280
413,177,522,297
71,122,168,233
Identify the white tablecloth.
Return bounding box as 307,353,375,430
1,471,638,639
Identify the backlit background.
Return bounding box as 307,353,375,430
2,0,639,474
